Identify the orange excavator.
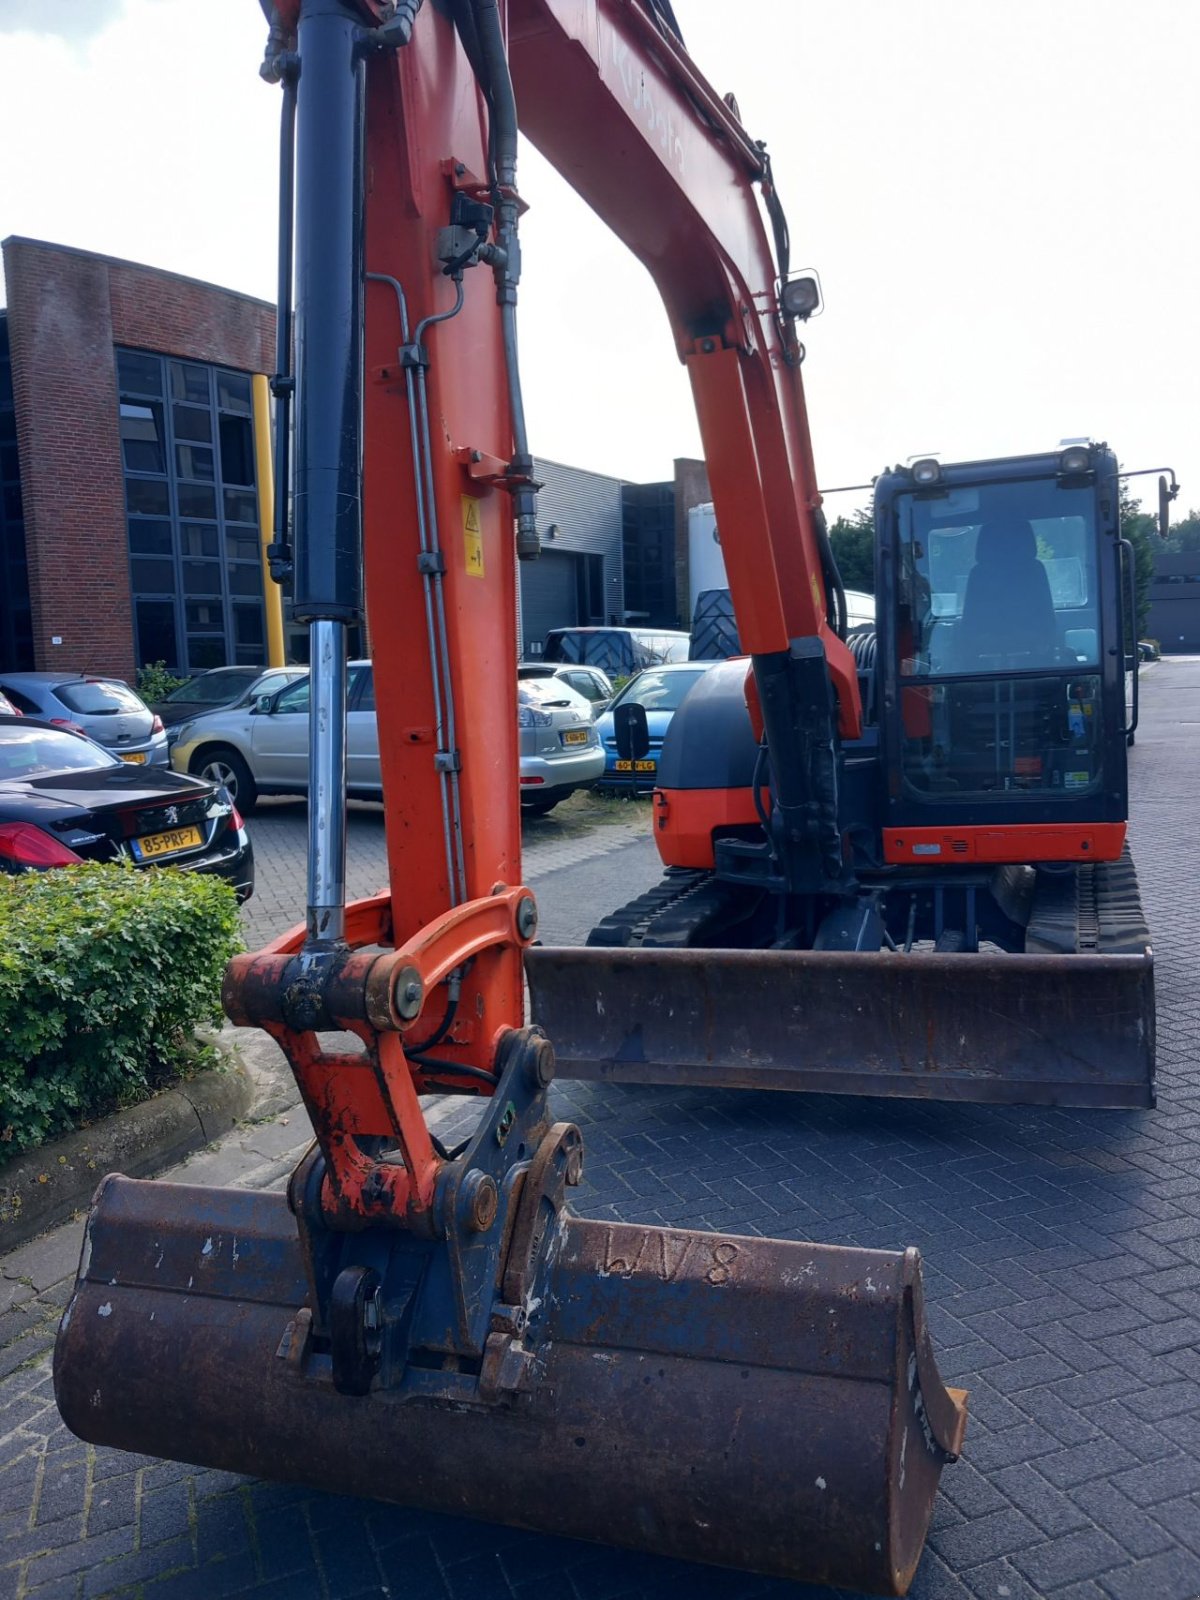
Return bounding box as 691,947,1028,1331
54,3,967,1594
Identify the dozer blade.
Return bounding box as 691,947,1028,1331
526,946,1155,1108
56,1174,966,1596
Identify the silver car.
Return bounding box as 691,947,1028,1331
171,663,601,817
0,672,168,766
156,665,307,734
170,662,375,811
518,678,604,815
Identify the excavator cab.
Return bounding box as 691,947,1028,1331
876,447,1131,860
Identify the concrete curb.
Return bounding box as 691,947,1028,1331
0,1060,254,1253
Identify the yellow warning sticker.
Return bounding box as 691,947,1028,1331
462,496,484,578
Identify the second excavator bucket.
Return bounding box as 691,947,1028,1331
57,1168,965,1596
527,944,1156,1108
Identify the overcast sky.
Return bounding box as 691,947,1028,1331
1,0,1196,521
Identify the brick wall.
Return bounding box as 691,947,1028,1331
2,237,274,681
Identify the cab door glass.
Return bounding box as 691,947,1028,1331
896,481,1100,679
894,480,1105,801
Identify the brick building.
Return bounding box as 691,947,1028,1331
2,237,276,682
0,237,711,680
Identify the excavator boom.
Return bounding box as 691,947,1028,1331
53,3,965,1592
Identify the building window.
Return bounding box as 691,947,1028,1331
118,349,265,671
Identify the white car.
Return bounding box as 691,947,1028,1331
517,661,613,717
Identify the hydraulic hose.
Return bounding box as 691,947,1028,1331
267,60,298,584
813,505,848,641
468,0,540,558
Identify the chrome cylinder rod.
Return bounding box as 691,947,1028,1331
306,618,348,944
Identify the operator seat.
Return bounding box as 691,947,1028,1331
957,518,1058,669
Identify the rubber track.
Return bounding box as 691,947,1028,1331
585,869,711,947
592,847,1152,959
1024,844,1150,956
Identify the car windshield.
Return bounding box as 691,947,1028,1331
54,680,147,716
611,668,706,714
165,669,255,704
0,724,116,781
518,681,570,707
518,679,591,719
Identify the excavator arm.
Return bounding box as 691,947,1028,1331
53,5,964,1594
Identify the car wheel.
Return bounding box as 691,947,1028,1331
192,746,258,813
521,793,561,817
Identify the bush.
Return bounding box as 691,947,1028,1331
136,660,188,703
0,864,242,1158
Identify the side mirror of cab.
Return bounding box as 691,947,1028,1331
614,701,651,762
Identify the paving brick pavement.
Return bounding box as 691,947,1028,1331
2,662,1200,1600
238,791,652,950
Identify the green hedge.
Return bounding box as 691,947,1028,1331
0,863,242,1158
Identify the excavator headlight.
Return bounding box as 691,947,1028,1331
780,273,822,321
1059,445,1092,475
911,457,942,485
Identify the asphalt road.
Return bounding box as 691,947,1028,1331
2,662,1200,1600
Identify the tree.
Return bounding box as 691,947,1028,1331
1119,486,1157,639
828,507,875,592
1163,509,1200,553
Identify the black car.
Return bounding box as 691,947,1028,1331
0,716,254,901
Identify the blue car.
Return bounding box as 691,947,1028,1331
595,662,715,790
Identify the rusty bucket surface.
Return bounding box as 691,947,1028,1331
56,1175,966,1595
526,945,1156,1108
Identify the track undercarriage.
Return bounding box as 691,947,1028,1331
528,848,1155,1108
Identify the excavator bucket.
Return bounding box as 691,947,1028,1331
57,1170,965,1596
527,944,1155,1109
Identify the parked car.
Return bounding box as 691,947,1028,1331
0,717,253,899
171,661,602,818
1138,640,1160,662
541,626,690,677
518,678,604,815
517,661,613,717
169,662,375,812
594,661,715,789
0,672,168,766
155,665,307,730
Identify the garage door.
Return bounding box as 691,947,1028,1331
520,549,579,657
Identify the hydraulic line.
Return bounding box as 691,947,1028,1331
365,272,458,904
411,284,470,904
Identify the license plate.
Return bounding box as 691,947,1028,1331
561,728,589,746
614,759,657,773
131,825,204,862
120,751,147,764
